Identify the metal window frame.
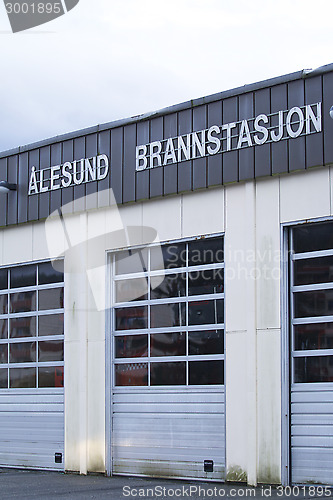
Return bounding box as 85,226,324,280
105,232,225,477
281,216,333,486
0,259,64,390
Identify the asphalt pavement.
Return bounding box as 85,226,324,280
0,468,332,500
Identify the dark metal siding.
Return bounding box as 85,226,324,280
0,69,332,227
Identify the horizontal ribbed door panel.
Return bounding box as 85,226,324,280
0,389,64,470
112,388,225,480
291,384,333,484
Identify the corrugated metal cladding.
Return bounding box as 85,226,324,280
0,67,333,227
0,389,64,470
112,388,225,480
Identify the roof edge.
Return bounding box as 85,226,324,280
1,62,333,159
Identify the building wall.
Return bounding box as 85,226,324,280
0,164,332,481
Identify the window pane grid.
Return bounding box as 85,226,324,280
112,236,224,387
0,261,64,390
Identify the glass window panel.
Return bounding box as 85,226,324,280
115,363,148,386
293,223,333,254
0,344,7,364
115,335,148,358
151,243,187,271
115,278,148,303
9,342,36,363
10,316,36,338
150,362,186,385
38,314,64,337
0,368,7,388
38,288,64,310
151,274,186,299
294,356,333,383
10,291,36,313
189,330,224,355
188,269,224,296
0,319,8,340
150,332,186,357
150,303,186,328
188,237,223,266
9,368,36,388
0,295,8,314
38,341,64,362
0,269,7,290
115,248,148,275
294,323,333,350
115,306,148,330
189,360,224,385
294,290,333,318
39,366,64,388
188,299,224,325
38,261,64,285
294,256,333,286
10,265,36,288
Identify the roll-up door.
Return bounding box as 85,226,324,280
290,223,333,485
0,261,65,470
110,236,225,480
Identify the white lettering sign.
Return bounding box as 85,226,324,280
28,154,109,196
135,103,322,171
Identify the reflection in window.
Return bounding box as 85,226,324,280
189,330,224,355
38,314,64,337
294,256,333,286
150,303,186,328
115,277,148,303
38,261,64,285
151,243,186,271
0,269,7,290
115,335,148,358
293,223,333,254
39,288,63,310
189,360,224,385
150,332,186,357
151,274,186,299
188,237,223,266
188,299,224,325
294,323,333,350
188,269,223,296
10,342,36,363
0,344,7,364
39,366,64,388
115,248,148,275
10,265,36,288
0,368,7,388
0,295,8,315
115,306,148,330
151,362,186,385
10,316,36,338
38,341,64,362
9,368,36,388
294,290,333,318
0,319,8,340
294,356,333,383
10,291,36,313
115,363,148,386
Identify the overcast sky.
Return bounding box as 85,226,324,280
0,0,332,152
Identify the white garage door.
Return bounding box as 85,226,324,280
110,236,225,480
290,223,333,485
0,261,65,470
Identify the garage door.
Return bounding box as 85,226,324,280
290,222,333,485
0,261,65,470
110,236,225,480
